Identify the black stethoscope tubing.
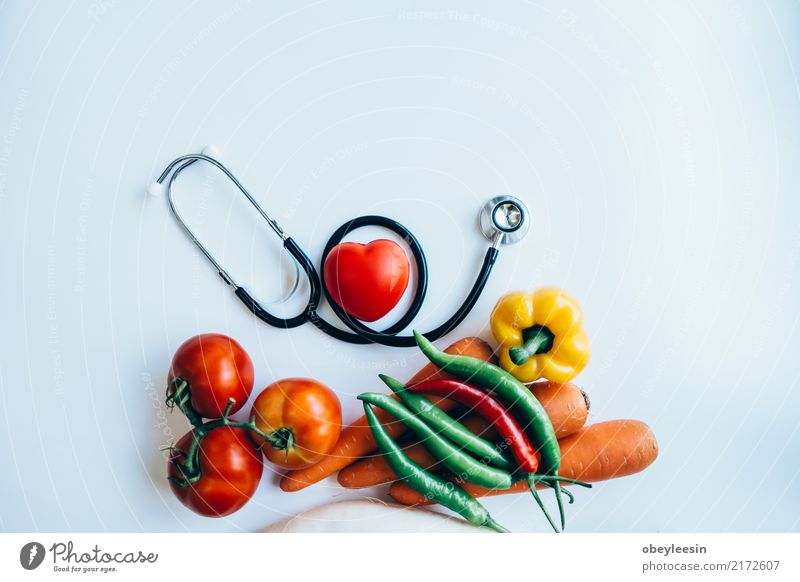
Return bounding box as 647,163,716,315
153,152,501,348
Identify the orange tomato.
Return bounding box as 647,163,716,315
251,378,342,469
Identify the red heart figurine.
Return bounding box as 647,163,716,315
323,239,410,322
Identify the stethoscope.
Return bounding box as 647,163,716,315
148,146,530,347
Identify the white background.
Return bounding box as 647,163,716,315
1,0,798,533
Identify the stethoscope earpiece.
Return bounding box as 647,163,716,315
146,181,164,197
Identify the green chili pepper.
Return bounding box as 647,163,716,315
413,331,559,472
363,402,509,533
357,392,515,490
414,330,581,530
378,374,515,471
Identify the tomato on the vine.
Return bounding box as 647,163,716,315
168,426,263,517
251,378,342,469
167,333,254,420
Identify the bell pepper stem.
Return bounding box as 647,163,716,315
508,325,555,366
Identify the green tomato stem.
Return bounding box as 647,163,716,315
169,397,277,488
165,378,204,428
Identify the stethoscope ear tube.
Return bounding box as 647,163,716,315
420,245,499,339
234,287,306,329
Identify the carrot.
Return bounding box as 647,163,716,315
338,382,591,489
279,337,495,492
388,419,658,505
527,381,591,439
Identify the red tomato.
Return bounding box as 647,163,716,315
251,378,342,469
167,334,254,419
323,239,410,322
168,426,263,517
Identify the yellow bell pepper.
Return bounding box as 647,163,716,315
490,287,590,383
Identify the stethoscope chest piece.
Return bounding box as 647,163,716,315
479,195,530,246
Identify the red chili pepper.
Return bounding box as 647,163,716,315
408,379,540,473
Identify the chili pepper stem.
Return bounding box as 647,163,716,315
508,325,555,366
528,475,581,503
537,475,592,488
558,485,575,504
527,474,560,533
554,481,566,531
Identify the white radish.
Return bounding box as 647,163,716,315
263,499,486,533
